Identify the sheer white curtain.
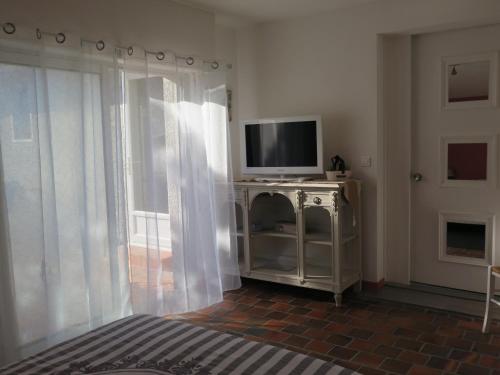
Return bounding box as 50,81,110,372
0,32,239,366
123,50,240,315
0,36,130,364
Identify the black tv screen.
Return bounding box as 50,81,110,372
245,121,318,167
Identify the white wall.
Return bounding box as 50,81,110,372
1,0,215,56
214,25,241,177
230,27,260,178
234,0,500,282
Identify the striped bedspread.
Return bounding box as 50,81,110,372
0,314,358,375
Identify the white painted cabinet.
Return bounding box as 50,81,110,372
234,180,362,306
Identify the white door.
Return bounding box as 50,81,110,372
412,25,500,293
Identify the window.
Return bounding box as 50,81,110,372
128,76,169,214
0,64,37,142
442,53,498,109
446,222,486,259
440,135,496,187
0,61,106,345
448,61,490,103
124,74,175,249
447,143,487,181
10,113,34,142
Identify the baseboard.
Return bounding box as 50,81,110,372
363,279,385,291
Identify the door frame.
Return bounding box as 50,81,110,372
378,33,413,285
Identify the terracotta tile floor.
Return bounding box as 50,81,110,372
168,279,500,375
129,246,174,308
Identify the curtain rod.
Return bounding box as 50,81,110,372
1,22,231,70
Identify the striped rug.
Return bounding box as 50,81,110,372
0,314,358,375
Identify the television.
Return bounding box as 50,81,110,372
241,115,323,175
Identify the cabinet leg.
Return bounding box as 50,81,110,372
334,293,342,307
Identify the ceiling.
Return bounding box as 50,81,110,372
177,0,380,25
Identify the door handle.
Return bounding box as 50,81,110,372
412,173,423,182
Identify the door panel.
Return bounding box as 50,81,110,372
412,25,500,293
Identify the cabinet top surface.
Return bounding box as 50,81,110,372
234,179,360,189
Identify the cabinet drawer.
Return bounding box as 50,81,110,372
303,192,332,207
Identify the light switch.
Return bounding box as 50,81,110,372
360,156,372,167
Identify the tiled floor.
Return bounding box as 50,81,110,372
168,279,500,375
129,246,173,308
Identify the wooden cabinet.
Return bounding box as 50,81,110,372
234,180,362,306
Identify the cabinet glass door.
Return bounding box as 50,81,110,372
249,193,298,277
303,207,333,280
235,202,245,272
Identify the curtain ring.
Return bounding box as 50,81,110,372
211,61,219,70
156,51,165,61
55,32,66,44
96,40,105,51
2,22,15,35
186,56,194,65
35,28,42,40
127,46,134,56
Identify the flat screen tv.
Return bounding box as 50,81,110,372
241,115,323,175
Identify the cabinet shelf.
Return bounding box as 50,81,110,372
305,232,332,245
252,256,297,277
251,267,297,278
304,264,333,279
342,234,358,244
251,230,297,239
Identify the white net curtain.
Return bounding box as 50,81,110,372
0,30,239,365
123,49,240,315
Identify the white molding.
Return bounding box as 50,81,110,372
440,134,497,188
442,52,498,110
438,211,494,267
